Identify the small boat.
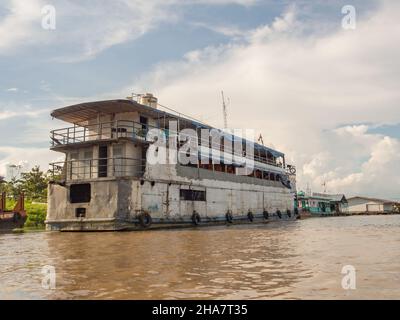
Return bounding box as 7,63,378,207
298,209,312,219
0,193,27,230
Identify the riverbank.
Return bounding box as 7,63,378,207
3,200,47,229
300,210,400,218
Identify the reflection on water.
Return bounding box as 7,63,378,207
1,215,400,299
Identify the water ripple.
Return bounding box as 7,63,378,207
1,215,400,299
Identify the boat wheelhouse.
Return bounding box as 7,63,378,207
47,94,297,231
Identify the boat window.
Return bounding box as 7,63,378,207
82,149,93,178
98,145,108,178
83,149,93,160
180,189,206,201
140,116,148,130
69,152,80,179
113,144,123,157
70,152,79,160
75,208,86,218
113,144,124,176
70,183,91,203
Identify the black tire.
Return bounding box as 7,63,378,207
226,211,233,223
138,212,152,228
247,211,254,222
294,208,299,215
263,210,269,219
287,209,292,218
192,212,201,225
277,210,282,219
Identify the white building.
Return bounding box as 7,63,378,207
5,162,29,181
347,196,399,214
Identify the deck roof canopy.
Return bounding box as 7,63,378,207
51,99,163,124
51,99,285,158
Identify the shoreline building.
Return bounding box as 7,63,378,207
313,193,348,214
347,196,400,214
296,192,332,215
296,192,348,216
46,94,298,231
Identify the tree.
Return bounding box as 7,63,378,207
7,177,24,200
0,175,6,193
20,166,48,201
0,176,18,197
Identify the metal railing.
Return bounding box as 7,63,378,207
50,121,288,169
50,120,156,147
49,157,145,181
286,164,297,175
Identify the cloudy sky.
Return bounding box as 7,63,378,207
0,0,399,199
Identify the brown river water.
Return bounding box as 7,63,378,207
1,215,400,300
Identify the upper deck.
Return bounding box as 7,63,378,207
48,95,298,190
50,96,287,170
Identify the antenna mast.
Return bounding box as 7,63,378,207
258,133,264,146
322,181,327,194
221,90,228,128
306,182,311,196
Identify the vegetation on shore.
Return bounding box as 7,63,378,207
0,166,48,228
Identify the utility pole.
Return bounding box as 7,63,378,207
322,181,327,194
306,182,311,196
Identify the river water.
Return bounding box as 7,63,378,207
1,215,399,300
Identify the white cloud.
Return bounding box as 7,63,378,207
0,107,49,121
39,80,51,92
116,1,400,198
319,128,400,198
0,0,178,58
2,1,399,199
6,87,19,92
250,5,298,42
190,21,248,39
0,0,259,60
0,0,45,53
0,146,58,176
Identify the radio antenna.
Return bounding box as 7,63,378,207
221,90,228,128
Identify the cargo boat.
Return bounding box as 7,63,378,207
47,94,297,231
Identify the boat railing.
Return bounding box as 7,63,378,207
49,157,146,181
50,120,158,147
50,121,284,169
